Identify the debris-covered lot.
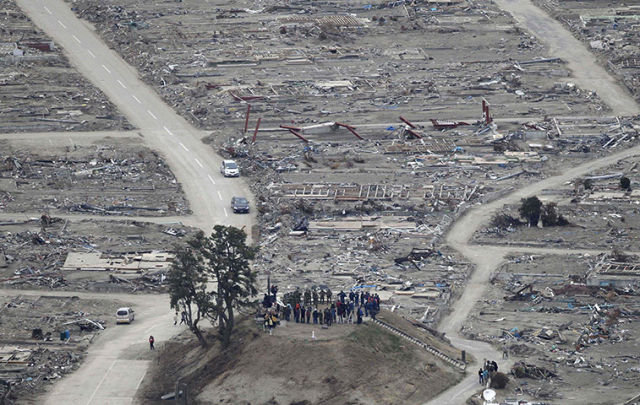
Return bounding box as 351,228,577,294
68,0,610,132
0,0,637,403
532,0,640,103
0,218,196,293
0,2,130,133
0,136,190,216
474,154,640,250
0,292,133,403
463,253,640,403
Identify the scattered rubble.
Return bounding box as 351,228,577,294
68,0,610,133
0,2,130,133
463,253,640,402
0,294,131,402
533,0,640,103
0,139,190,216
0,217,196,293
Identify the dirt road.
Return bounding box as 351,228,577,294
427,144,640,404
427,2,640,401
494,0,639,116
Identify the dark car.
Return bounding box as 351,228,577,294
231,196,250,214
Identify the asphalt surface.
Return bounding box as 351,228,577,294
15,1,256,404
16,0,256,235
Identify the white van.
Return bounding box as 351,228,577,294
116,307,135,324
220,160,240,177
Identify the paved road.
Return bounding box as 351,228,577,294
17,0,256,235
14,1,256,404
495,0,639,116
1,289,181,405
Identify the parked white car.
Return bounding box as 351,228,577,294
220,160,240,177
116,307,135,324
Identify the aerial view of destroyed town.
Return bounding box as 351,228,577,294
1,0,640,404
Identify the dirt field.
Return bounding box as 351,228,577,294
138,311,463,404
0,2,130,133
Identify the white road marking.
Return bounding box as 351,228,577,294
147,110,157,120
44,6,52,14
179,142,189,151
57,20,66,29
88,49,96,58
217,191,223,201
133,368,147,393
72,35,81,44
68,136,73,145
224,207,228,217
117,80,127,89
132,94,141,104
87,360,117,405
208,174,216,185
163,126,173,136
102,64,111,74
194,158,203,168
48,139,52,145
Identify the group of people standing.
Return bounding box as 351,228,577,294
261,286,382,331
478,359,499,385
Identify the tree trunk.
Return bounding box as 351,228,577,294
193,327,208,347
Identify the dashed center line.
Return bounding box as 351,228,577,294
57,20,66,29
72,35,81,44
44,6,52,14
88,49,96,58
224,207,229,217
163,126,173,136
102,64,111,74
217,191,223,201
208,174,216,185
179,142,189,152
132,95,141,104
147,110,157,120
194,158,204,168
117,80,127,89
